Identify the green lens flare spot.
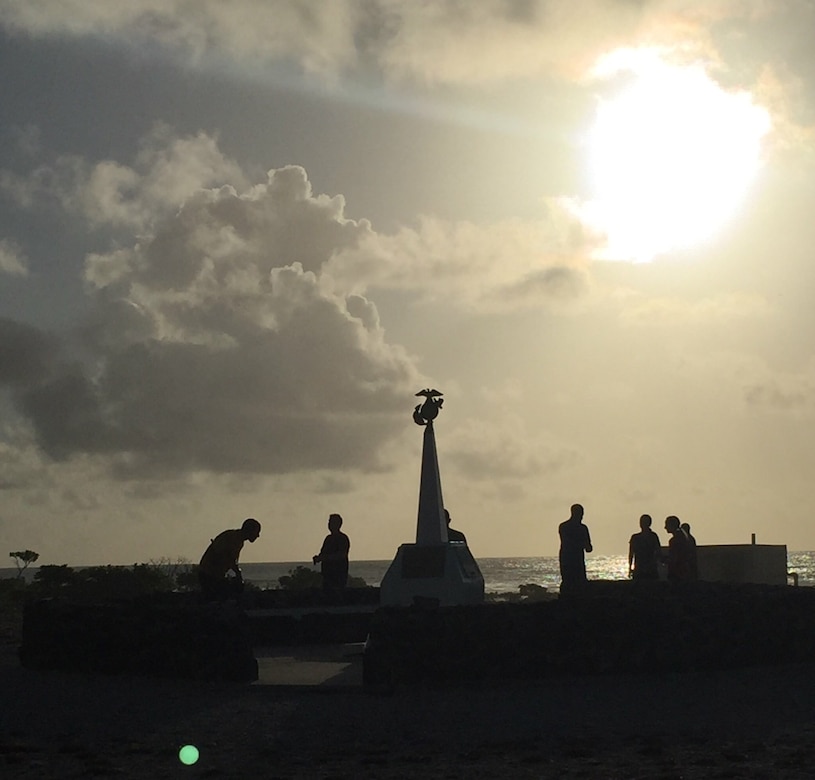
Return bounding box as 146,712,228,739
178,745,200,765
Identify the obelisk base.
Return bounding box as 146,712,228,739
379,542,485,607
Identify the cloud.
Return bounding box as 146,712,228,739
0,126,628,482
0,124,248,233
445,416,578,483
0,0,751,85
1,151,423,478
326,209,594,311
0,1,361,75
0,318,60,385
370,0,653,84
0,428,50,491
0,238,28,276
743,363,815,415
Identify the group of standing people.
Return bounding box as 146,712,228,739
200,503,701,600
559,503,699,590
628,513,698,582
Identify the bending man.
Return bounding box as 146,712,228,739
198,517,261,602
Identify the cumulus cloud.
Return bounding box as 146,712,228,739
0,125,248,233
0,238,28,276
1,151,422,478
0,126,607,480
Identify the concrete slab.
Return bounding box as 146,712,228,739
253,643,364,687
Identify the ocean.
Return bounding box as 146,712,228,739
242,551,815,593
5,552,815,593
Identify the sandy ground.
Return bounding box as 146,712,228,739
3,628,815,779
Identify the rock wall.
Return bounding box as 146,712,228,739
246,586,379,609
20,597,258,682
249,610,374,646
363,581,815,686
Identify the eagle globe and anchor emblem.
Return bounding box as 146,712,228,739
412,388,443,426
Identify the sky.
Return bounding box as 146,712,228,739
2,1,815,567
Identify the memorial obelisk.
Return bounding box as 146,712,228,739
379,390,485,606
414,389,447,545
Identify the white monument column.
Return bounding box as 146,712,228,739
380,389,485,606
416,421,448,545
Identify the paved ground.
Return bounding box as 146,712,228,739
5,638,815,778
253,642,364,687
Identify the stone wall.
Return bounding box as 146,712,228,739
363,581,815,687
248,610,374,646
246,586,379,609
20,597,258,682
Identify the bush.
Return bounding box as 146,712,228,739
30,562,188,602
31,565,80,597
277,565,367,590
278,565,321,590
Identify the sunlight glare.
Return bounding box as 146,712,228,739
580,48,771,263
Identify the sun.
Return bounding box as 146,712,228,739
577,48,771,263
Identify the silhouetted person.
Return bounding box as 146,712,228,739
628,514,661,581
445,509,467,544
681,521,698,581
198,517,261,602
313,513,350,601
558,503,593,591
664,515,691,582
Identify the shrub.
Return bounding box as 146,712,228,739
278,565,321,590
31,562,181,602
277,565,367,590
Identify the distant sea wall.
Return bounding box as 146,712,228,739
363,581,815,687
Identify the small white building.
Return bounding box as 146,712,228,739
696,543,789,586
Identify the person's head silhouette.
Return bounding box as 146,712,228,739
241,518,261,542
665,515,681,534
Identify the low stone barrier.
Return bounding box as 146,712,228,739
246,586,379,609
20,597,258,682
248,608,375,645
363,581,815,687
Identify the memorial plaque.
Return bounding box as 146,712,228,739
401,545,447,579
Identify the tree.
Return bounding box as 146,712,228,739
9,550,39,579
